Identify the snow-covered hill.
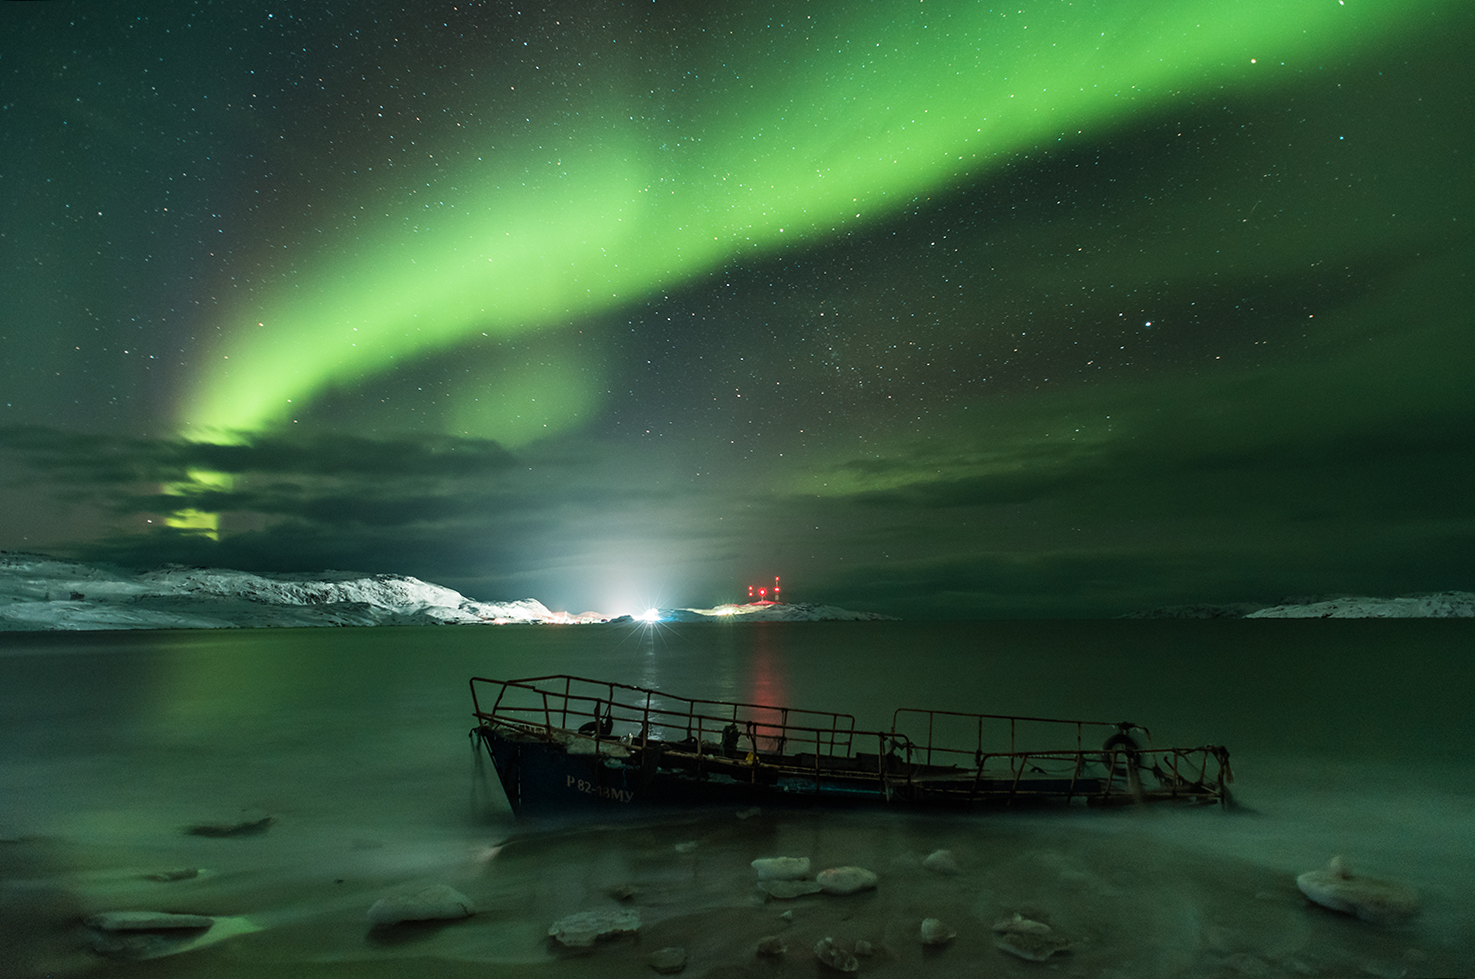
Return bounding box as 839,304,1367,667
0,553,583,630
1128,592,1475,619
1244,592,1475,618
0,553,894,631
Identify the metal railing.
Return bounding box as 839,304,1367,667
471,674,857,763
471,675,1232,806
891,707,1125,765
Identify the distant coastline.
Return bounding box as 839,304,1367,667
0,553,892,631
3,552,1469,631
1124,592,1475,619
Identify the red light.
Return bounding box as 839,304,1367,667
747,576,785,604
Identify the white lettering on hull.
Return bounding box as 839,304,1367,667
566,775,635,803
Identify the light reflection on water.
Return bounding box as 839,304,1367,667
1,620,1471,977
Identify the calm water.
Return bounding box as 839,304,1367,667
1,621,1471,978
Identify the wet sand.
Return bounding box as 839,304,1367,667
5,801,1466,979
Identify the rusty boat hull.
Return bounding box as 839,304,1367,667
470,674,1233,817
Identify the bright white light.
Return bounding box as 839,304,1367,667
640,608,662,623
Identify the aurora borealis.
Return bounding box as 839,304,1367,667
2,0,1471,617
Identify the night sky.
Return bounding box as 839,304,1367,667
2,1,1471,618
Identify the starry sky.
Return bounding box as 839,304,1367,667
2,1,1471,618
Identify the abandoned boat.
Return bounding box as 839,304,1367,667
470,674,1233,816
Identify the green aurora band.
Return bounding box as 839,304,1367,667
181,0,1449,444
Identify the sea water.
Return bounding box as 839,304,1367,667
1,620,1471,978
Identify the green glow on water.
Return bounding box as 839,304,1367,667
181,0,1444,443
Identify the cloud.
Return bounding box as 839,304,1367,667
0,426,521,567
0,427,514,482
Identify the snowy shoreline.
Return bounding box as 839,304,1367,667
3,552,1468,631
0,553,892,631
1127,592,1474,619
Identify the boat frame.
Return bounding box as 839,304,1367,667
470,674,1233,816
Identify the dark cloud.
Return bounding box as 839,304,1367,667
1,428,513,483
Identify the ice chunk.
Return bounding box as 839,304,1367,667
816,866,878,895
648,946,688,974
813,936,859,972
1296,856,1419,924
759,879,822,899
920,917,956,945
922,848,960,875
751,856,811,880
547,907,642,948
86,911,213,931
366,884,475,925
